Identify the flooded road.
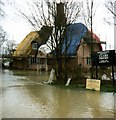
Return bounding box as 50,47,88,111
1,69,115,118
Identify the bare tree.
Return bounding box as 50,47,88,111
105,0,116,25
5,40,17,55
0,0,5,17
0,27,8,47
82,0,96,78
0,0,8,47
106,1,116,17
82,0,96,29
17,0,82,84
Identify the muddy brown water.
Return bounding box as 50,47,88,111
1,69,115,118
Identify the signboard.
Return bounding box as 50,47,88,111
92,50,116,66
92,50,115,88
86,79,101,91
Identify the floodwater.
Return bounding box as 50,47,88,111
1,69,115,118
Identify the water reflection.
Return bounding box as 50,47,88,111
2,69,115,118
25,84,114,118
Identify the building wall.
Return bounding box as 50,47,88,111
77,42,101,68
28,64,38,70
28,55,54,71
77,43,90,68
28,43,101,71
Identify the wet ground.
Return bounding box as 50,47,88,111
1,69,115,118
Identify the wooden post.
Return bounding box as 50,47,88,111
90,1,94,79
111,64,115,89
96,65,98,79
45,58,48,71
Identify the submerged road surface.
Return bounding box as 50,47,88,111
1,69,115,118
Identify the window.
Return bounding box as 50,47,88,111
29,57,39,64
32,43,38,50
87,57,91,65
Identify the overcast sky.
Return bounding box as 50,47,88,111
1,0,115,50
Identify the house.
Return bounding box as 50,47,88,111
61,23,103,69
28,50,52,71
12,26,52,69
12,22,104,70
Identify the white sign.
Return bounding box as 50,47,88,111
98,51,109,64
86,79,101,91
